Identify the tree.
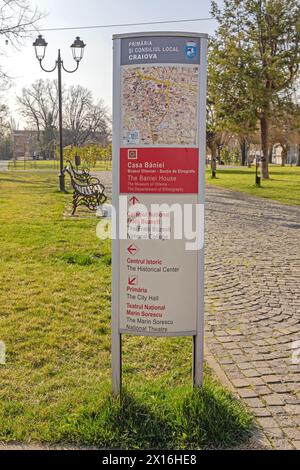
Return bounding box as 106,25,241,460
211,0,300,178
0,103,12,159
56,143,111,169
208,35,258,166
17,79,59,139
63,85,110,147
17,81,111,155
0,103,9,138
207,51,234,176
293,102,300,166
0,0,42,89
207,97,231,177
41,115,57,159
17,79,59,158
269,100,300,165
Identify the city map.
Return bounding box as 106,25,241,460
121,65,199,146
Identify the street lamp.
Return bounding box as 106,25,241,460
33,35,47,61
33,35,86,192
71,37,86,62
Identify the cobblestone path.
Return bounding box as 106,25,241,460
205,186,300,450
93,171,112,199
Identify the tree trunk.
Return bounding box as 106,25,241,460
281,147,287,167
240,138,247,166
211,147,217,178
217,146,221,164
297,144,300,166
260,115,269,179
268,146,273,164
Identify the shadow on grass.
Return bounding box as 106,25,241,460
0,176,39,185
209,169,254,175
54,379,253,449
209,168,300,177
268,170,300,177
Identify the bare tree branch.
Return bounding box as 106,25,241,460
17,80,111,151
0,0,43,90
16,79,60,141
63,85,111,146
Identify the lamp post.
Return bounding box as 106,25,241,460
33,35,86,192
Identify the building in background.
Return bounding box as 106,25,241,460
11,130,40,160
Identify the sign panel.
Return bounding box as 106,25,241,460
119,194,199,335
121,36,201,65
112,32,207,392
120,148,199,194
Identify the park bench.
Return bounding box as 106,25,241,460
64,160,95,183
64,160,107,215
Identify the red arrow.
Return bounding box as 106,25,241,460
129,196,139,205
128,277,137,286
127,244,138,255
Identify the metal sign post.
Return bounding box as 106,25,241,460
112,32,208,396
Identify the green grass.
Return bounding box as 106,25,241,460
8,159,112,172
206,165,300,205
0,170,253,449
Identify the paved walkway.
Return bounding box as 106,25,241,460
205,186,300,450
93,171,112,198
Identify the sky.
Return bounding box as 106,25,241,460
2,0,221,128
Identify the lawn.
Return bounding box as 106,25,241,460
206,165,300,206
9,159,112,172
0,170,253,449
